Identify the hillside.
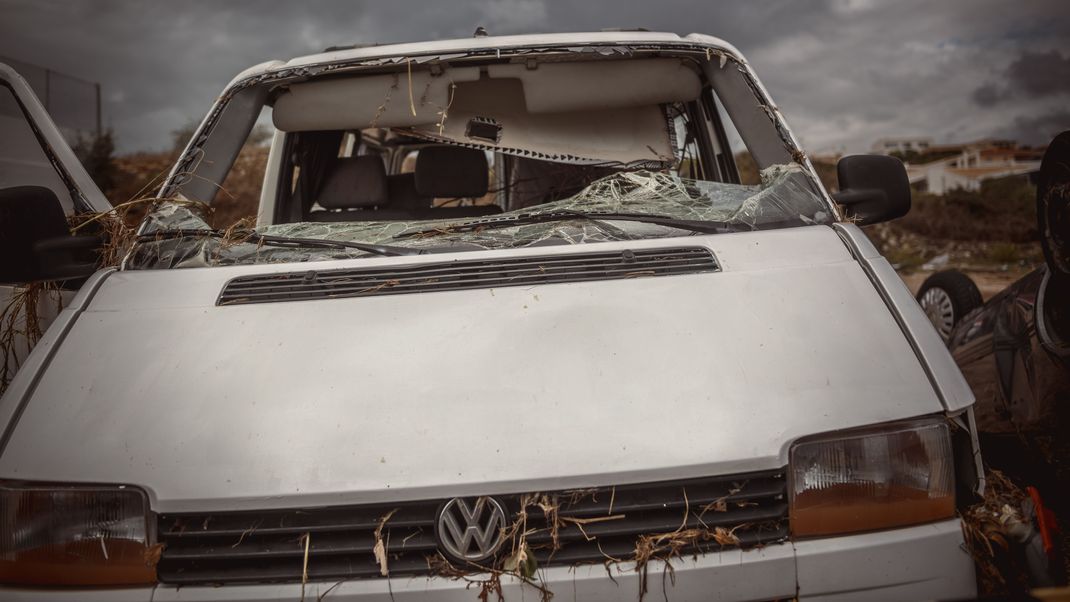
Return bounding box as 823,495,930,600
109,145,269,229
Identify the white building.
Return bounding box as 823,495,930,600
894,140,1043,195
871,136,933,155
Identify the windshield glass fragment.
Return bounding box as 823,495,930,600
127,164,830,269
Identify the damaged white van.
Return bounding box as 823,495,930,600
1,31,983,600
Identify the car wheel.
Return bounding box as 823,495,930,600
917,269,983,341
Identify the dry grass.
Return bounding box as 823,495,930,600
300,532,311,602
422,486,781,602
0,282,62,394
110,144,268,230
142,542,165,568
212,146,270,228
961,470,1034,595
428,552,552,602
866,221,1044,273
372,508,398,577
110,152,176,213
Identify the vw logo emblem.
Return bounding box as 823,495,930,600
436,496,508,563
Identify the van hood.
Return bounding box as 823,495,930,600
0,227,943,512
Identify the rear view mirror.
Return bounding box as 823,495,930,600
832,155,911,225
0,186,100,284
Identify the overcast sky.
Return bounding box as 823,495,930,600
2,0,1068,154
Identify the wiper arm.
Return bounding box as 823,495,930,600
393,210,747,239
248,233,427,257
137,229,426,257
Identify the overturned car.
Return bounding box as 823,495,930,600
917,131,1070,584
1,31,982,600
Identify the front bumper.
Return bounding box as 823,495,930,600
1,519,975,601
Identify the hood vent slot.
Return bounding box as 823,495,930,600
217,246,719,306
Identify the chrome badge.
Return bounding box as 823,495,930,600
436,496,508,563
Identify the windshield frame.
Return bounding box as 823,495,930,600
132,35,840,270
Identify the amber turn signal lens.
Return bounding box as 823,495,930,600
0,481,156,585
789,419,955,538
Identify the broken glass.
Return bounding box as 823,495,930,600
128,163,832,269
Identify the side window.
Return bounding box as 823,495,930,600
340,131,358,157
210,107,274,228
0,84,76,213
672,107,706,180
671,98,759,185
708,90,761,185
398,150,418,174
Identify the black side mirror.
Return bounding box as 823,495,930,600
832,155,911,225
0,185,100,284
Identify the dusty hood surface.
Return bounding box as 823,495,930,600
0,227,942,512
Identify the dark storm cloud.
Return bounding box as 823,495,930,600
971,83,1003,107
1,0,1068,153
0,0,560,151
1007,50,1070,98
998,110,1070,148
971,49,1070,109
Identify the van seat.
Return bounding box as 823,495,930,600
410,147,502,219
309,156,415,222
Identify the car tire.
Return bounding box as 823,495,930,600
917,269,983,341
1037,130,1070,275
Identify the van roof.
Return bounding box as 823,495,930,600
227,31,742,88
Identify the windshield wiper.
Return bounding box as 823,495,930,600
393,210,748,239
138,229,426,257
249,233,427,257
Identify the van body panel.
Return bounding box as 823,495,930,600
0,227,943,512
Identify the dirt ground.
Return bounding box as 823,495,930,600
899,265,1038,300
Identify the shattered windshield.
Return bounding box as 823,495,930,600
128,163,831,269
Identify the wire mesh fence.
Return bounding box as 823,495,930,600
0,55,101,142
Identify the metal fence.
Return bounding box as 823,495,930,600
0,55,101,142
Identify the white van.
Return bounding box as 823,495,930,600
0,31,981,601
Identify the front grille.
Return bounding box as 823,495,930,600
156,469,788,585
216,246,719,306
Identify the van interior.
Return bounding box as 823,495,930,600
264,56,751,225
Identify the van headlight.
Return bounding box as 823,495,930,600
0,481,156,585
788,418,955,538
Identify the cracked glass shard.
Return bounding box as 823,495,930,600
128,163,830,269
139,202,213,234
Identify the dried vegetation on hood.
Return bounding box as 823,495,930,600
417,486,780,602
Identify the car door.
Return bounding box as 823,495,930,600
0,62,110,394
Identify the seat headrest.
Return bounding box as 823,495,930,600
386,173,430,211
414,146,488,198
318,156,387,209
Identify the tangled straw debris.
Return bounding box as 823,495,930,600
0,281,62,394
300,532,311,602
420,487,775,602
373,508,399,577
428,552,552,602
960,470,1040,594
141,542,166,569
